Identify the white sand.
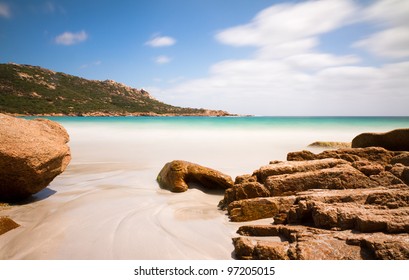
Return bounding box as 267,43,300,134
0,121,365,259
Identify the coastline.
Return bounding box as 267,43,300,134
1,116,408,259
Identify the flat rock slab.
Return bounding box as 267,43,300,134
234,225,409,260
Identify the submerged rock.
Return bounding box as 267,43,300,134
157,160,233,192
352,128,409,151
0,114,71,201
308,141,351,148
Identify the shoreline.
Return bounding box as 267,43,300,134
1,117,408,260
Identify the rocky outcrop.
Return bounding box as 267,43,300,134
157,160,233,192
221,147,409,260
0,114,71,201
287,147,397,165
352,128,409,151
234,225,409,260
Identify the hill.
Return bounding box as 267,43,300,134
0,63,230,116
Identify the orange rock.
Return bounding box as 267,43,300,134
0,114,71,201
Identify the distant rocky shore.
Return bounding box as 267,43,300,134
159,128,409,260
0,63,235,117
8,110,234,117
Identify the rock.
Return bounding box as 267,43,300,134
0,216,20,235
352,234,409,260
389,164,409,185
228,196,296,222
235,224,409,260
221,182,269,208
221,145,409,260
308,141,351,148
0,114,71,201
233,237,290,260
391,152,409,166
253,158,347,183
352,160,384,176
287,147,397,165
264,164,378,196
352,128,409,151
157,160,233,192
287,188,409,233
222,159,373,206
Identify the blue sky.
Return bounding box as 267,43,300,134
1,0,408,116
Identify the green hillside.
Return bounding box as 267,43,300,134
0,63,229,116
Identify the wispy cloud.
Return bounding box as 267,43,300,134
146,35,176,47
154,55,172,64
156,0,409,116
80,60,102,69
55,30,88,46
353,0,409,58
43,1,62,14
0,2,11,18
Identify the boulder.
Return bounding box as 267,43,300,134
352,128,409,151
391,152,409,166
0,114,71,201
157,160,233,192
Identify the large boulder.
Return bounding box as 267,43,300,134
352,128,409,151
0,114,71,201
157,160,233,192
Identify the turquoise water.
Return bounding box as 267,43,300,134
41,115,408,176
27,116,409,130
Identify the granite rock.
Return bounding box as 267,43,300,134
0,114,71,201
157,160,233,192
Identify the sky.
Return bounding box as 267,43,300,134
1,0,408,116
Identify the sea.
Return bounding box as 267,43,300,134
1,116,408,260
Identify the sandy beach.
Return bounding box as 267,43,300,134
0,117,406,259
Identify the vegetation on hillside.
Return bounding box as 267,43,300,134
0,63,229,116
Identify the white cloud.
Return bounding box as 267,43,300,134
153,0,409,116
0,3,11,18
362,0,409,26
354,27,409,58
145,35,176,47
55,30,88,46
154,55,172,64
353,0,409,58
216,0,357,50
